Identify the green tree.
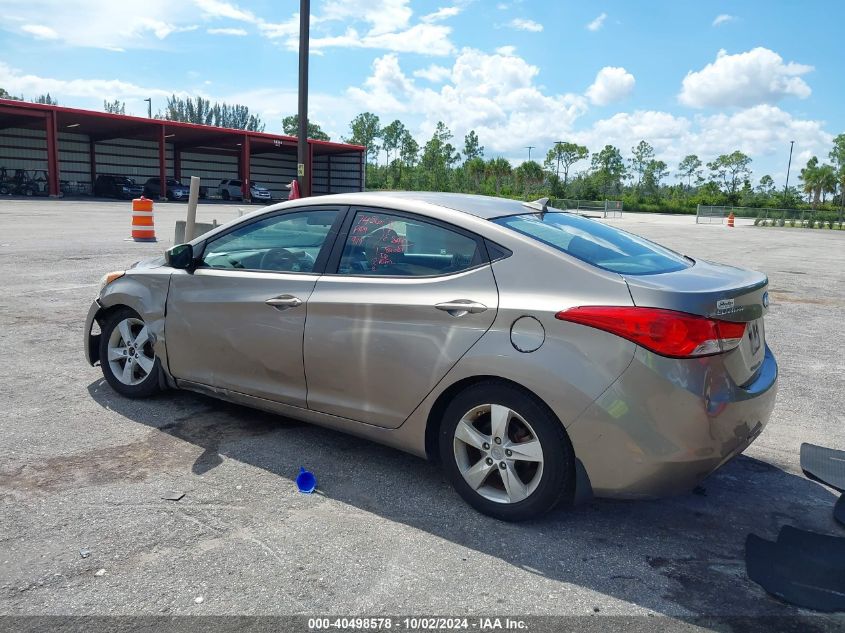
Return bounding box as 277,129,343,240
642,159,669,200
160,95,264,131
103,99,125,115
0,87,22,100
677,154,703,190
829,134,845,209
591,145,626,196
346,112,382,164
707,151,752,197
544,141,588,192
381,120,406,165
756,175,775,197
281,114,330,140
465,157,486,191
629,140,655,188
398,130,419,188
486,157,512,195
420,121,460,190
514,160,544,197
463,130,484,162
34,93,58,105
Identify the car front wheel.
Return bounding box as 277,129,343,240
98,308,161,398
439,381,574,521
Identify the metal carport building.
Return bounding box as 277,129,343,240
0,99,365,200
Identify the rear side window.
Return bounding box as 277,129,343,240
338,211,481,277
493,212,690,275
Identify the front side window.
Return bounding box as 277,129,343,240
201,209,339,273
337,210,481,277
494,212,691,275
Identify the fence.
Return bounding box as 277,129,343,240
697,205,844,225
557,199,624,219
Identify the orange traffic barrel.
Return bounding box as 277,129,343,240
131,196,157,242
727,211,735,228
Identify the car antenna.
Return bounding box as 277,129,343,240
522,197,549,218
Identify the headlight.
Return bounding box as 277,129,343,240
122,186,130,192
99,271,125,292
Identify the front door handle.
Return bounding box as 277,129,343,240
265,294,302,310
435,300,488,317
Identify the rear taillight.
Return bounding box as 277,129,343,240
555,306,747,358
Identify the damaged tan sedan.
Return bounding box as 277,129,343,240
85,192,778,521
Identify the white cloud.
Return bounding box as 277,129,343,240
421,6,461,23
20,24,58,39
2,0,203,50
712,14,735,27
0,60,176,101
509,18,543,32
207,27,247,35
193,0,255,22
679,47,813,108
586,12,607,32
572,105,831,182
413,64,452,83
259,0,456,56
347,48,588,154
585,66,635,106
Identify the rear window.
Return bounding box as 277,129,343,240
493,212,691,275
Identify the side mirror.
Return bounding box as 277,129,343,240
165,243,194,269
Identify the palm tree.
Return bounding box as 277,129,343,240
486,157,512,195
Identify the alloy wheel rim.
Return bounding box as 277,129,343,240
107,317,155,386
453,404,544,504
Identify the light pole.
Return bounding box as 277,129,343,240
143,98,152,118
784,140,795,203
526,146,535,162
297,0,310,197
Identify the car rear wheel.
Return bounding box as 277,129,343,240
98,308,161,398
439,381,574,521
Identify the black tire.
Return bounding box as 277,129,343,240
439,380,575,521
98,307,161,399
221,189,230,201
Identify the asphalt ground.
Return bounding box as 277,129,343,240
0,198,843,630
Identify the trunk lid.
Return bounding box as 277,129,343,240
623,259,769,385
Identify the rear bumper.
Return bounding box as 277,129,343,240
567,345,778,499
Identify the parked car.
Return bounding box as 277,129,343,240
84,193,777,521
218,179,272,202
143,177,190,201
93,174,144,200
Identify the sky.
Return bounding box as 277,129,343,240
1,0,843,185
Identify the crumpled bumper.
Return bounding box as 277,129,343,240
567,345,778,499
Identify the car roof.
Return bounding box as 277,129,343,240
299,191,531,220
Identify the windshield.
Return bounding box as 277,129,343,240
493,211,691,275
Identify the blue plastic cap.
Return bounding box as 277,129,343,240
296,466,317,494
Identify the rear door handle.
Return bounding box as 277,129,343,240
435,300,488,317
265,294,302,310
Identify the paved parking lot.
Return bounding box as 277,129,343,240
0,199,843,628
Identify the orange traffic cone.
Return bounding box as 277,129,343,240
131,196,157,242
727,211,735,228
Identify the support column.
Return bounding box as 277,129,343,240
240,135,251,202
174,146,181,181
327,154,332,194
306,141,313,197
45,111,60,197
89,139,96,192
158,125,167,201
